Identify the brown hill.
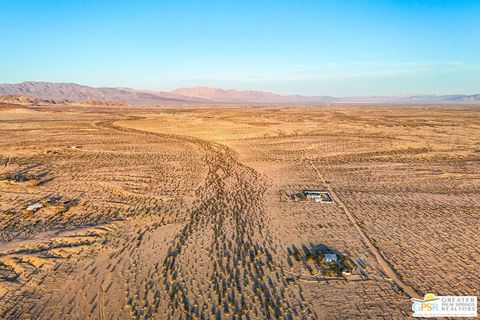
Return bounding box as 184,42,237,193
0,82,185,104
1,82,479,104
77,99,128,106
0,82,326,104
0,102,28,110
170,86,320,103
0,94,59,105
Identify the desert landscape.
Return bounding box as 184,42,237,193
2,0,479,318
0,99,478,319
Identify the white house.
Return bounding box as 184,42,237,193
323,253,338,262
27,202,43,212
303,190,334,203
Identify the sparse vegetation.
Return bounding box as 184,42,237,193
0,104,478,319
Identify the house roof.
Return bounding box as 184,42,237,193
303,189,328,194
27,203,43,211
323,253,338,261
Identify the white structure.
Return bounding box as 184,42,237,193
303,190,334,203
27,202,43,212
323,253,338,262
341,269,351,276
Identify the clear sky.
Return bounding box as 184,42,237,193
1,0,479,96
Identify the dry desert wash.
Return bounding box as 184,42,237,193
0,102,479,319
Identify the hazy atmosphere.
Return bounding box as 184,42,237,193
1,0,479,95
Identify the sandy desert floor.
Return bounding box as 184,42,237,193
0,102,479,319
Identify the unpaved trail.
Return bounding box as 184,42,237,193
98,285,106,320
17,119,316,319
305,153,422,300
108,120,317,319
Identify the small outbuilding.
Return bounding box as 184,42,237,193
26,202,43,212
323,253,338,262
303,190,334,203
341,269,351,276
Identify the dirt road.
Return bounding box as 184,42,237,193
6,120,316,319
305,154,421,300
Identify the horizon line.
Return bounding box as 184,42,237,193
1,80,478,98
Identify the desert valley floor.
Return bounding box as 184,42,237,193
0,103,479,319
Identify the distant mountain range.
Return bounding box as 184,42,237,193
0,81,479,104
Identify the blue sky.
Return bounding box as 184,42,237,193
1,0,479,96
